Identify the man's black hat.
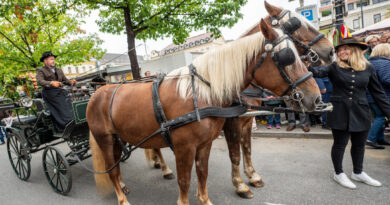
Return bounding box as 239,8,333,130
334,37,368,51
40,51,57,62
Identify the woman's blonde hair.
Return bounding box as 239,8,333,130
336,45,368,71
371,43,390,58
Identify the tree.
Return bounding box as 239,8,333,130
80,0,247,79
385,8,390,18
0,0,105,88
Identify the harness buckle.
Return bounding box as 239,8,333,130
307,49,320,64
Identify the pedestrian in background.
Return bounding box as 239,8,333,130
364,35,380,59
380,33,390,44
264,93,282,129
285,102,310,132
366,43,390,149
310,37,390,189
0,110,8,145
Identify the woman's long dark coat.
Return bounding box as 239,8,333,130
311,62,390,132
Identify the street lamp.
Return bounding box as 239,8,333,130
359,0,365,28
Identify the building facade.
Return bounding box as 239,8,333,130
63,53,144,83
142,32,226,76
319,0,390,38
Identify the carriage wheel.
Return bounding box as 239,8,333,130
7,132,31,181
42,146,72,195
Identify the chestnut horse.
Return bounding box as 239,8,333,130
144,1,335,199
87,18,321,205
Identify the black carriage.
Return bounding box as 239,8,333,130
0,85,95,195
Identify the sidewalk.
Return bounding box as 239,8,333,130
251,121,332,139
248,121,390,140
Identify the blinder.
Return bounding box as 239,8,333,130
272,47,296,67
272,10,323,65
281,17,301,35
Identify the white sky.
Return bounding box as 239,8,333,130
81,0,319,56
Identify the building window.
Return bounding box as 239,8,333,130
374,14,381,23
348,3,354,10
321,0,331,7
353,19,360,29
373,0,387,4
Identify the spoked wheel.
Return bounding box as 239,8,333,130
7,132,31,181
42,146,72,195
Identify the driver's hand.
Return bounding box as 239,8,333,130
70,79,77,85
51,81,62,87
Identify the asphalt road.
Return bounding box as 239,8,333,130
0,137,389,205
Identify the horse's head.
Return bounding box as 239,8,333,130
250,19,321,112
264,1,334,65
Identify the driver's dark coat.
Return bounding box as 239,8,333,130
36,66,71,88
311,62,390,132
35,66,73,130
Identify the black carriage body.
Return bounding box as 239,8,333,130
1,89,93,195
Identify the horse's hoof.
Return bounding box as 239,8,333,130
154,163,161,169
237,191,254,199
122,186,131,195
250,179,265,188
163,173,175,180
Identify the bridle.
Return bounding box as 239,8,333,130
251,33,313,98
271,10,325,66
249,10,327,109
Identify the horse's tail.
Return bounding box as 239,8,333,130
89,131,113,196
144,149,155,167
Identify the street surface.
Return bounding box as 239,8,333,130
0,136,389,205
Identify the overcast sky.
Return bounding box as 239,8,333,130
81,0,319,56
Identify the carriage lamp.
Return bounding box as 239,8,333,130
20,97,33,107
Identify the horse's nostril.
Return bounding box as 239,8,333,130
329,49,335,58
315,95,322,105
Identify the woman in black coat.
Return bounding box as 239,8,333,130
310,37,390,189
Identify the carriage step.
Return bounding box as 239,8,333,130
52,132,63,138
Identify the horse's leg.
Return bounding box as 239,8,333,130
154,148,175,180
195,142,213,205
102,137,130,205
241,119,265,188
223,118,253,199
152,149,162,169
115,147,130,195
144,149,161,168
91,133,130,205
175,146,196,205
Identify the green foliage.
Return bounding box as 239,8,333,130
322,10,331,17
79,0,247,78
0,0,105,88
83,0,246,44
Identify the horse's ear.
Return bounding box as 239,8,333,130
260,19,278,42
264,1,283,17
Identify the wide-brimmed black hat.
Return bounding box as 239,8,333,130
40,51,57,62
334,37,368,51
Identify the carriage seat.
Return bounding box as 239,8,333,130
12,115,38,126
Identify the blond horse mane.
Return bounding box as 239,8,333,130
165,29,301,106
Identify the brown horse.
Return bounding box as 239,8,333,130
87,18,321,205
144,1,335,199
